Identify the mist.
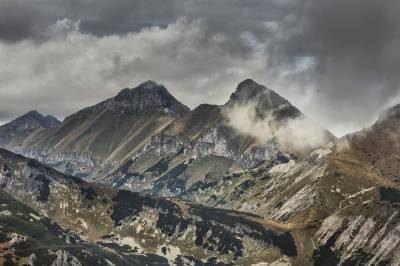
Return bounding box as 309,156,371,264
223,100,332,154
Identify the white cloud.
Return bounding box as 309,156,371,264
1,14,387,138
0,18,276,120
223,100,330,153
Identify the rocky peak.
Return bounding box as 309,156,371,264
109,81,190,117
24,110,42,119
231,79,269,99
43,115,61,128
0,110,60,134
225,79,302,120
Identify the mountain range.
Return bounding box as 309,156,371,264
0,79,399,265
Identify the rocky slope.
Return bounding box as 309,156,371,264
0,191,169,265
343,103,400,184
0,148,301,265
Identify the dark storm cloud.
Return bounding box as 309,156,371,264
0,0,37,42
0,0,399,136
0,0,295,41
269,0,400,134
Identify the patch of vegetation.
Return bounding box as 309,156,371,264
80,186,97,200
110,190,181,225
191,205,297,257
379,187,400,203
33,174,51,202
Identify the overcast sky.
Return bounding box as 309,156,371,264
0,0,399,136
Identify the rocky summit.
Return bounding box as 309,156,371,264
225,79,302,121
111,80,190,117
0,79,399,265
0,110,60,149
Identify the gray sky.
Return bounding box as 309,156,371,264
0,0,399,136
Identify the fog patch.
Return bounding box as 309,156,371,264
223,101,331,154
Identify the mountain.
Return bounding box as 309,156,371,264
0,110,60,148
0,79,333,196
225,78,302,121
1,80,399,265
0,148,299,265
102,79,333,196
26,80,190,161
178,103,400,265
1,99,399,265
6,81,190,178
146,79,332,165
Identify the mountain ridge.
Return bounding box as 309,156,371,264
100,79,333,196
0,79,400,265
68,80,190,119
14,81,191,167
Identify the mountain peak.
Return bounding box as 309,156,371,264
0,110,60,142
116,81,162,98
225,79,302,120
139,80,159,88
228,79,278,104
25,110,41,116
236,79,264,90
14,110,60,129
43,115,61,128
22,110,44,121
110,81,190,117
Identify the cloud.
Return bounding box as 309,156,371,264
265,0,400,136
0,18,271,121
0,0,400,137
223,100,330,154
0,0,297,42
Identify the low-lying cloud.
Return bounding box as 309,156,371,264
223,101,331,154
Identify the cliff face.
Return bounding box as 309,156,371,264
141,127,286,167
